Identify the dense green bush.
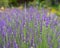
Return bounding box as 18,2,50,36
0,0,9,7
0,0,60,8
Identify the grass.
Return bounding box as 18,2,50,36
18,21,59,48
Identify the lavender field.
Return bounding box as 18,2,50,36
0,7,60,48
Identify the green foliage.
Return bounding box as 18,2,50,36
0,0,60,8
9,0,18,7
0,0,9,7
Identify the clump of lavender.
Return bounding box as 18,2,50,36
0,7,60,48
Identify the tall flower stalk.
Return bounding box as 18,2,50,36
0,7,60,48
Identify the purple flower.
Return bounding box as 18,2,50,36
4,13,11,22
0,20,6,26
15,20,20,28
0,7,59,48
6,26,13,37
30,36,34,46
50,20,58,29
40,20,42,32
42,13,47,21
13,40,18,48
45,21,49,27
36,13,40,21
5,41,11,48
29,6,34,12
13,30,17,37
44,17,50,27
26,32,30,43
53,20,58,26
2,30,6,37
28,14,33,22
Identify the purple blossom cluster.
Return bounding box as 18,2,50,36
0,7,60,48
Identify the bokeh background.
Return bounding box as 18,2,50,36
0,0,60,16
0,0,60,8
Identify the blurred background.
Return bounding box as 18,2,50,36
0,0,60,15
0,0,60,8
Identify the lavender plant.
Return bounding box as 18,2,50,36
0,7,60,48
